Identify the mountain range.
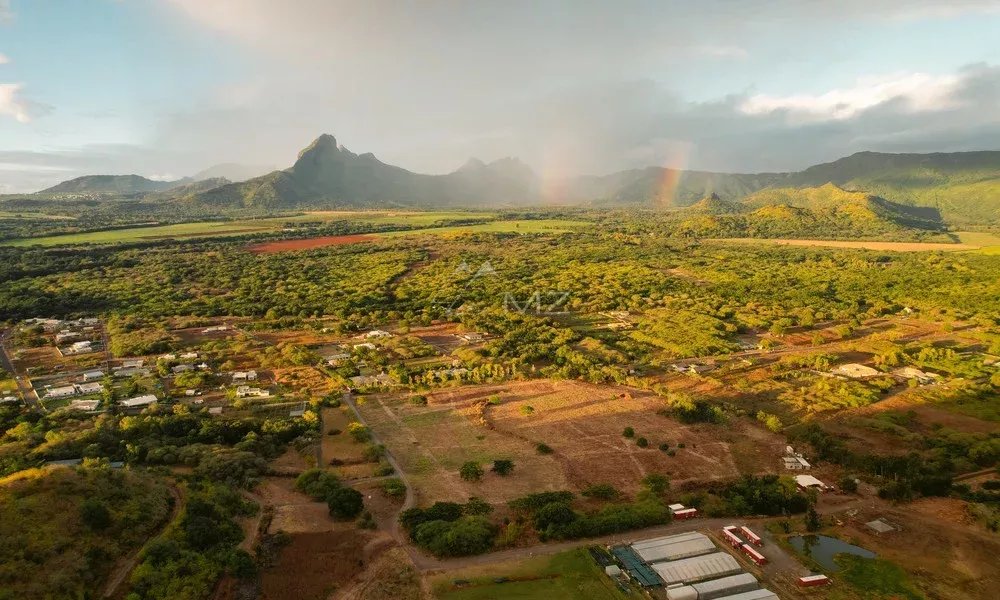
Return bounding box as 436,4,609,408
32,135,1000,224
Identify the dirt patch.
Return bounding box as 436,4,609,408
248,234,376,253
335,546,425,600
359,380,784,505
258,530,375,600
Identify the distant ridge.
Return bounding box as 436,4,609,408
35,140,1000,223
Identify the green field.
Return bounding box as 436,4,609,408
954,231,1000,255
432,549,628,600
0,210,501,247
377,219,591,237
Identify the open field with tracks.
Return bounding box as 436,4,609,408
358,379,784,505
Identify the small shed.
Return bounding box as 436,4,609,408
865,518,897,535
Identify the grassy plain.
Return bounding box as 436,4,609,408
0,210,500,247
431,548,628,600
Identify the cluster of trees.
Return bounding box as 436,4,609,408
294,469,365,519
399,499,497,557
128,482,258,600
507,482,672,542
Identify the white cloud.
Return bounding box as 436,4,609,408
0,53,9,65
0,83,34,122
740,72,963,122
689,44,749,60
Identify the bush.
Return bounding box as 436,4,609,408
400,502,463,533
658,443,670,452
622,427,635,438
636,437,649,448
409,395,428,406
642,474,669,495
535,443,553,454
460,461,484,482
839,476,859,494
464,496,493,516
582,483,621,501
347,422,371,443
520,405,535,416
491,459,514,476
381,478,407,498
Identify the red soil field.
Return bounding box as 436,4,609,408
247,234,376,253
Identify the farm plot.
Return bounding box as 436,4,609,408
359,380,782,505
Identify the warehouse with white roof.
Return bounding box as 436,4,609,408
714,589,779,600
651,552,743,585
631,532,716,563
665,573,760,600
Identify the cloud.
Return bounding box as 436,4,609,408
0,83,40,122
740,72,963,122
0,53,9,65
689,45,749,60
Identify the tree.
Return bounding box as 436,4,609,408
636,437,649,448
622,427,635,438
492,459,514,476
805,506,821,532
839,476,859,494
459,461,484,482
642,473,670,496
327,487,364,519
80,499,112,530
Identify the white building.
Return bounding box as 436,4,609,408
120,394,158,408
235,386,270,398
47,385,79,399
81,370,104,382
232,370,258,382
795,474,828,491
364,329,393,339
76,382,104,395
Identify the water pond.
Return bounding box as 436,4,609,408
788,535,876,571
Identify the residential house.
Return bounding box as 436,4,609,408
46,385,79,399
81,369,104,382
364,329,393,339
76,382,104,395
172,364,194,374
235,386,270,398
119,394,158,408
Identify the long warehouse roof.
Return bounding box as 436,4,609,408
651,552,743,585
715,589,779,600
632,532,716,563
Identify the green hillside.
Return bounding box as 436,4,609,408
0,466,172,599
785,151,1000,224
40,174,179,195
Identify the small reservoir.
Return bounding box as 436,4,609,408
788,535,876,571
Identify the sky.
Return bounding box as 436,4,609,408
1,0,999,192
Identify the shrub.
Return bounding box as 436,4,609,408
491,459,514,476
839,476,859,494
536,442,553,454
642,474,669,495
464,496,493,516
409,395,428,406
582,483,621,501
622,427,635,438
520,405,535,416
636,437,649,448
658,443,670,452
459,461,484,482
381,478,407,498
347,422,371,443
487,395,502,405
